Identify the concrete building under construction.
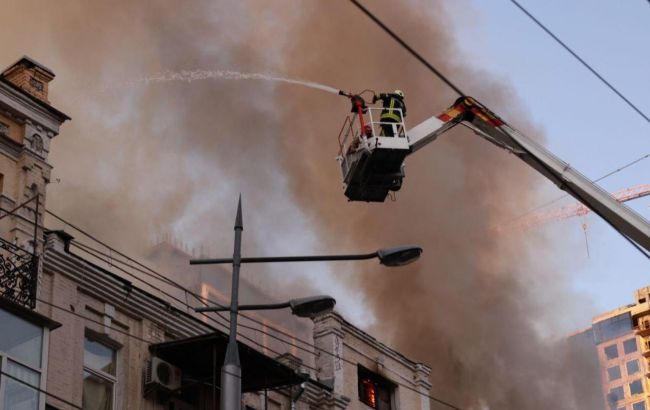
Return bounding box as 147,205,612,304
569,286,650,410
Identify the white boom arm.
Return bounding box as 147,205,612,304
406,97,650,254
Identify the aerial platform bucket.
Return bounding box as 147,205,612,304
336,107,409,202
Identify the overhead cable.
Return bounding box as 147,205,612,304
43,210,465,410
1,371,84,410
510,0,650,124
505,152,650,224
348,0,465,97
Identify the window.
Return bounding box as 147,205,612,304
593,313,633,343
624,338,639,354
608,366,622,381
358,366,395,410
82,336,117,410
609,386,625,403
0,309,45,410
630,379,644,395
605,344,619,360
633,402,647,410
627,360,641,375
0,122,8,136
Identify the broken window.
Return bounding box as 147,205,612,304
358,366,395,410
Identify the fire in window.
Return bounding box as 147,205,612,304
358,366,395,410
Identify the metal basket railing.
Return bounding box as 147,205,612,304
0,237,38,309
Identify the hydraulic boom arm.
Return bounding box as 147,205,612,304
407,97,650,254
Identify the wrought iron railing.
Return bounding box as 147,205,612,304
0,237,38,309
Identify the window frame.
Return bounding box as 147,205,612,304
82,333,118,410
623,338,638,355
607,365,622,381
627,359,641,376
0,310,50,410
630,379,644,396
604,344,619,360
358,365,397,410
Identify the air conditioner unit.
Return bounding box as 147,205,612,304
145,357,182,391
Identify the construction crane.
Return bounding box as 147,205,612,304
496,184,650,233
336,95,650,254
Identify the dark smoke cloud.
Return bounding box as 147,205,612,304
1,1,595,408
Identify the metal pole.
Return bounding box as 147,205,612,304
213,343,217,410
190,252,378,265
32,193,39,257
221,196,243,410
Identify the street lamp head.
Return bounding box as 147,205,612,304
289,295,336,318
377,245,422,267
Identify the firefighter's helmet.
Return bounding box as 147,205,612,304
394,90,404,98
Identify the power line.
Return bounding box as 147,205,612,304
35,297,333,410
348,0,465,97
38,282,452,410
43,210,465,409
68,239,320,360
68,240,318,371
503,152,650,225
46,209,321,358
1,371,85,410
509,0,650,124
67,239,430,395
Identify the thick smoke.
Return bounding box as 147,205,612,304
276,2,591,408
1,1,594,408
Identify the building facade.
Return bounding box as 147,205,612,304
0,56,433,410
569,288,650,410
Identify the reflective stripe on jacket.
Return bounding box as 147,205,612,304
378,93,406,122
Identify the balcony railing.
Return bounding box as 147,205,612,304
0,237,38,309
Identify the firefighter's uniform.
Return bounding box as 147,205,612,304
374,91,406,136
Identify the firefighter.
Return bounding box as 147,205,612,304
373,90,406,136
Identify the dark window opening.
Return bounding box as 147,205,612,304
624,338,638,354
608,386,624,403
627,360,641,375
604,344,619,360
0,122,8,136
630,379,644,395
607,365,622,381
358,366,395,410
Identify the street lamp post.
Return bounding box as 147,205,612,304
220,197,243,410
192,197,422,410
